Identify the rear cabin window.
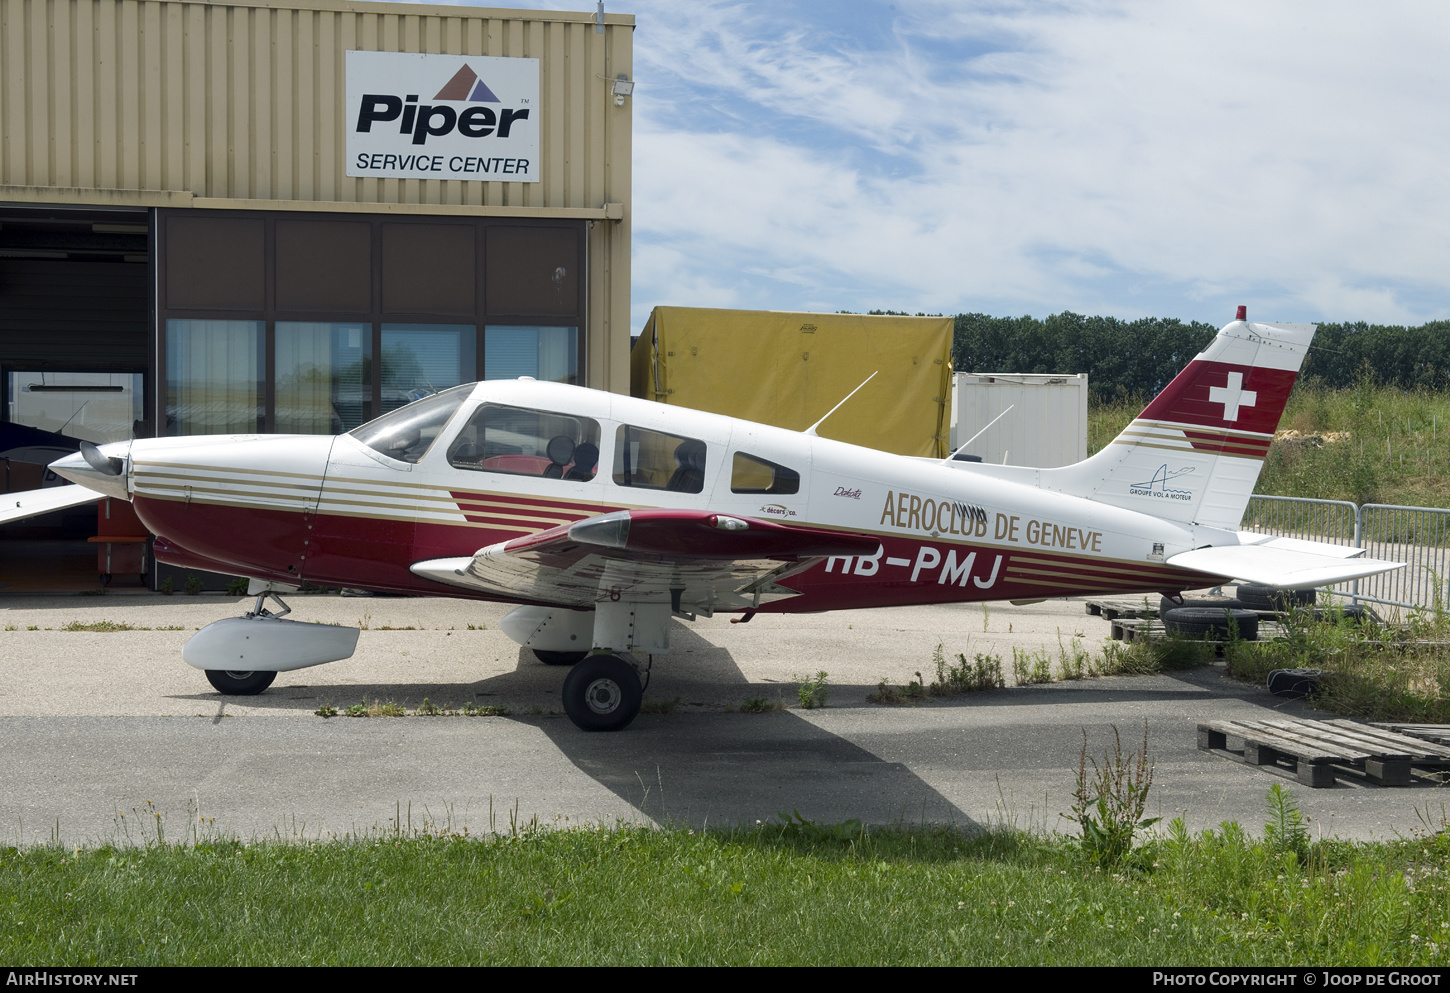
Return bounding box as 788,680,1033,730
613,426,707,493
730,452,800,494
447,404,602,481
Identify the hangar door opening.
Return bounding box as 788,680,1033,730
0,204,151,592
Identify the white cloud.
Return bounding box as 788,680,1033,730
409,1,1450,327
627,0,1450,327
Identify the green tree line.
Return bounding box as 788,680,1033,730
950,313,1450,403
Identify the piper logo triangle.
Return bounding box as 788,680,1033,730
434,64,501,103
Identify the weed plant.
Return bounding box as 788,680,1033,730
795,671,830,709
929,644,1005,694
736,697,785,713
1224,601,1450,722
871,634,1207,704
1010,647,1054,686
1064,723,1158,866
1263,784,1310,864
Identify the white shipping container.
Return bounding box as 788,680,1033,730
950,372,1089,468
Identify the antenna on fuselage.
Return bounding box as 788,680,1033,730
940,404,1014,464
803,371,877,437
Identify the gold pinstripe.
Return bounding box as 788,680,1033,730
132,461,646,535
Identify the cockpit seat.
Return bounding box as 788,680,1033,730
566,442,599,481
665,439,707,493
543,435,575,479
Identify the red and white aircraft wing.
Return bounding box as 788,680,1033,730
412,508,882,612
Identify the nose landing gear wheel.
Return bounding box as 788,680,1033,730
562,655,642,732
204,670,277,695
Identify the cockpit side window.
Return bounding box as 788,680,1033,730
730,452,800,494
447,404,602,481
348,384,473,464
613,425,707,493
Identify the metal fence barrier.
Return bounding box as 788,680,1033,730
1241,495,1450,612
1358,505,1450,611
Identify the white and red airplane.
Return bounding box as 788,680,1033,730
10,308,1400,731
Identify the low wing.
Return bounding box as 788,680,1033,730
0,484,101,526
1168,534,1402,589
411,509,881,612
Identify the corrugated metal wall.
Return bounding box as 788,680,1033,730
0,0,634,390
0,0,631,208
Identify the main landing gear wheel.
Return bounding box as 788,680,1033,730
204,669,277,695
562,655,642,732
533,649,588,666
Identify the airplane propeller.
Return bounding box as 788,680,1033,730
79,441,125,477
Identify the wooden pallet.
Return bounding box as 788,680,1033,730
1111,616,1163,642
1085,598,1158,621
1371,723,1450,746
1110,616,1286,643
1198,717,1450,787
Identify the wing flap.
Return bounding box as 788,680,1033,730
412,509,880,610
0,484,102,525
1167,543,1402,589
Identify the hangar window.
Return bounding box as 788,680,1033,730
275,322,370,434
165,319,264,435
484,326,579,385
730,453,800,495
614,426,706,493
381,324,477,415
447,404,601,481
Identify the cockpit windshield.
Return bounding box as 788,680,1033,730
348,384,474,463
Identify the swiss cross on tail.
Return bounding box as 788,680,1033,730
1209,372,1256,422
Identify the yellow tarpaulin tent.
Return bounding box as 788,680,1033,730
630,307,954,457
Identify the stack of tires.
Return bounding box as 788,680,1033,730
1158,594,1260,643
1233,584,1316,612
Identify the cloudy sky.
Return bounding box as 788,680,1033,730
435,1,1449,332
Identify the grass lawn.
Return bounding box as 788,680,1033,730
4,813,1450,966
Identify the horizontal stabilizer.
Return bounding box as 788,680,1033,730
0,484,102,525
1232,532,1365,559
1167,543,1402,590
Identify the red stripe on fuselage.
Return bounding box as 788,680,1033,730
449,490,609,516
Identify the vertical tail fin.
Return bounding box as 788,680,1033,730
1040,312,1315,529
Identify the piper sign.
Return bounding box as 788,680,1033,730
346,51,541,182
